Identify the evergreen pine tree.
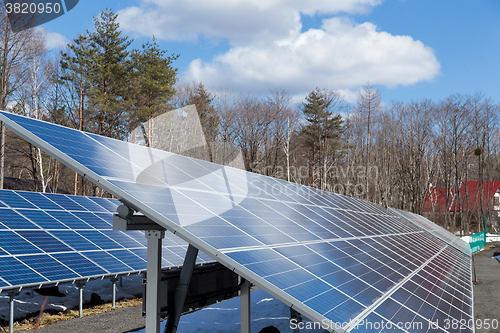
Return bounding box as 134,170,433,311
301,88,344,188
86,8,133,138
130,37,178,127
189,83,218,144
59,34,92,131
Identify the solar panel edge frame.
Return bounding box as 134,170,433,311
0,270,146,294
0,112,347,332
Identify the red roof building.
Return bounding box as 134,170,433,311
423,181,500,214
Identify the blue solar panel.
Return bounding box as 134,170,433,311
0,257,46,285
100,230,145,248
77,230,123,250
0,209,39,229
18,210,69,229
17,230,73,253
0,111,474,333
72,211,110,229
49,230,101,251
16,191,63,210
0,188,211,290
87,197,119,212
66,195,108,212
19,255,77,281
82,251,133,273
107,249,147,270
51,252,107,277
46,211,93,229
0,231,43,255
44,193,86,211
0,191,37,209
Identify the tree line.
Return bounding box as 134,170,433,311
1,7,498,235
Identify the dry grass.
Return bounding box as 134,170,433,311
1,297,142,332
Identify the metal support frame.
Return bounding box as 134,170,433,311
110,278,118,308
113,205,165,232
114,205,203,333
76,281,85,318
290,308,302,333
145,230,165,333
114,205,167,333
240,279,251,333
164,244,199,333
8,291,18,333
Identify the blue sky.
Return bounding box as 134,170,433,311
43,0,500,105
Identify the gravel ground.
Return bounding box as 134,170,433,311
24,304,145,333
23,245,500,333
473,245,500,333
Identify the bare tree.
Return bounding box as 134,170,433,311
434,94,472,233
391,100,436,212
467,93,499,231
0,7,45,188
14,35,55,192
267,90,300,182
352,84,382,200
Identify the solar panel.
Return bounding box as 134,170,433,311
0,188,212,292
389,207,472,255
0,111,474,333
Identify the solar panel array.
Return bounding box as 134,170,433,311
0,189,212,292
0,111,474,333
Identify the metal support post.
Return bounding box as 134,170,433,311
290,308,302,333
76,282,85,318
111,278,118,308
240,279,251,333
145,230,165,333
164,244,199,333
119,276,123,288
114,205,166,333
8,291,18,333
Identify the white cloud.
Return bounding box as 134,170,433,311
185,18,440,96
45,31,69,50
117,0,440,99
117,0,382,44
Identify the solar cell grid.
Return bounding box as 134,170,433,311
46,211,93,229
0,209,39,229
0,257,47,285
49,230,101,251
0,231,43,255
20,254,77,281
18,210,69,229
90,197,119,212
45,194,86,211
0,111,474,333
0,190,37,209
16,191,63,210
69,195,108,212
72,211,110,229
17,230,73,253
82,251,133,273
